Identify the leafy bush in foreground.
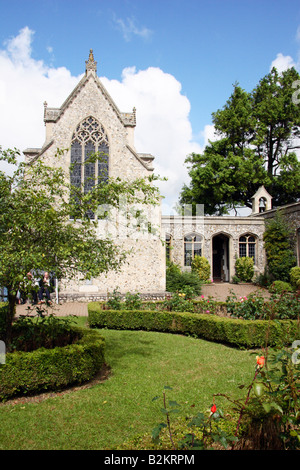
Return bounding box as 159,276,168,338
148,349,300,450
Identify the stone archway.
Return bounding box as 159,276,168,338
212,234,230,282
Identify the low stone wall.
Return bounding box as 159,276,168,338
54,292,170,303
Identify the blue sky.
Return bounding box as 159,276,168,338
1,0,300,209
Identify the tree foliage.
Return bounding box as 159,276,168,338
180,67,300,214
263,211,296,282
0,146,160,347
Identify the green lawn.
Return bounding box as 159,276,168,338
0,317,258,450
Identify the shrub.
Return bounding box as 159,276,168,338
231,275,240,284
124,292,142,310
10,313,77,352
166,264,202,296
253,268,272,287
238,347,300,450
166,261,181,276
227,290,300,321
88,303,299,349
268,280,293,295
235,257,254,282
0,325,105,401
106,291,146,310
191,255,210,281
163,292,194,312
268,292,300,320
193,297,220,315
263,212,296,282
107,288,122,310
226,291,266,320
290,266,300,289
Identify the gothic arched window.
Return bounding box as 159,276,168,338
184,233,202,266
70,116,109,218
239,234,256,264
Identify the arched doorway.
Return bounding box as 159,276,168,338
212,234,230,282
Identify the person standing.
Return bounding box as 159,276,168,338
38,272,51,303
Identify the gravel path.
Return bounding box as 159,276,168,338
200,282,270,302
16,301,89,317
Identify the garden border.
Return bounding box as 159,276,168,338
0,326,106,401
88,303,300,349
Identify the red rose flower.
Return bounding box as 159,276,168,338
256,356,265,368
211,404,217,414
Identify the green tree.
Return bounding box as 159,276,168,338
263,211,296,282
180,67,300,214
0,147,160,348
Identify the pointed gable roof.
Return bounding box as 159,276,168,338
43,50,136,129
25,51,154,171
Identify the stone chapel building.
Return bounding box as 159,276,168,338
24,51,300,301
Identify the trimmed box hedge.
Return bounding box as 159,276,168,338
0,326,105,401
88,302,300,349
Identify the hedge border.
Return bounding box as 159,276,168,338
88,302,300,349
0,326,106,401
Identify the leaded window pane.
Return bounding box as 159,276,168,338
185,246,193,266
98,143,109,183
248,243,256,263
194,243,202,257
84,141,96,194
239,235,256,264
184,233,202,266
70,140,82,218
239,244,246,258
70,140,82,188
70,116,109,219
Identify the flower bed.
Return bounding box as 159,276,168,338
95,289,300,320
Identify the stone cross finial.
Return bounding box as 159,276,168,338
85,49,97,74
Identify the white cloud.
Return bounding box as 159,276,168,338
200,124,217,147
0,27,201,207
270,52,297,73
101,66,202,206
0,27,81,160
112,15,153,42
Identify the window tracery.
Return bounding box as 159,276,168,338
70,116,109,218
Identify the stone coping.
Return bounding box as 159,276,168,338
53,292,169,303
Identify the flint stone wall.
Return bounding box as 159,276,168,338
162,215,266,280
